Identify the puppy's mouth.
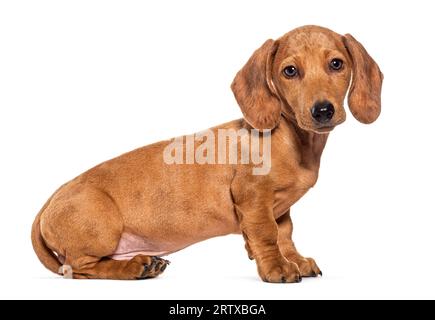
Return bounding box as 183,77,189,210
296,119,336,134
313,125,335,134
297,118,345,134
313,115,346,134
291,110,346,134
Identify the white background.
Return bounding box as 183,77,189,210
1,0,434,300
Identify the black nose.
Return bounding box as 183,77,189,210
311,101,335,124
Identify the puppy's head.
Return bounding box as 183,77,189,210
231,25,383,133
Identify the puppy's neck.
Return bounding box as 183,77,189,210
282,114,329,170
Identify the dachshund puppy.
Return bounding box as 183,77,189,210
32,25,382,282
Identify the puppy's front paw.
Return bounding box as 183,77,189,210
296,257,322,277
258,259,301,283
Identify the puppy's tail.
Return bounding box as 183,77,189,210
31,198,62,276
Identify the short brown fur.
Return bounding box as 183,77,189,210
31,26,382,282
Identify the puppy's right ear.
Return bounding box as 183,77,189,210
231,39,281,130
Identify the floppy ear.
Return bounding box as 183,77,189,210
343,34,383,124
231,39,281,130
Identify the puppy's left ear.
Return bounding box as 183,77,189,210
231,39,282,130
344,34,383,124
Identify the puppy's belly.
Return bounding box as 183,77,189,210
109,232,174,260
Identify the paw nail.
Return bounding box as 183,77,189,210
281,276,287,283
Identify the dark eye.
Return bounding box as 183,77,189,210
330,58,343,71
283,65,298,78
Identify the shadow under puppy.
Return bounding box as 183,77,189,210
32,25,382,282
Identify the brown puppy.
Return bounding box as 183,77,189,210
31,25,382,282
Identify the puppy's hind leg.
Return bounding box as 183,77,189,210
42,185,169,280
70,255,170,280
